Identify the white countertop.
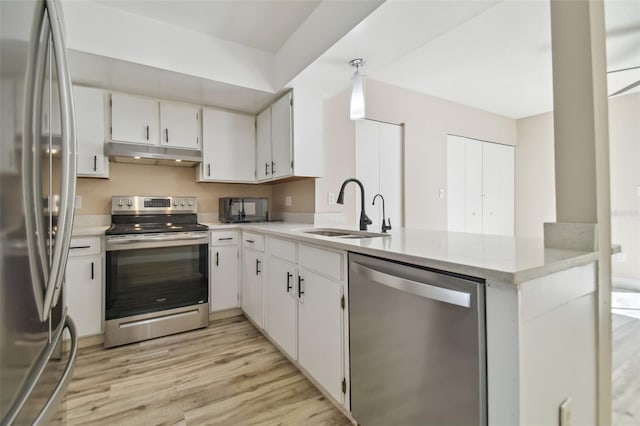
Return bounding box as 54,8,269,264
72,220,598,285
205,222,599,285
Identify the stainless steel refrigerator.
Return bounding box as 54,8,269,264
1,0,78,423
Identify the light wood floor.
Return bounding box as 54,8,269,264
612,313,640,426
53,315,352,425
52,313,639,425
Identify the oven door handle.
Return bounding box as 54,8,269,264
107,235,209,244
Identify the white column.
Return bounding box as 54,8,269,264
549,1,612,424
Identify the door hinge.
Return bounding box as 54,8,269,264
110,126,112,135
341,378,346,394
109,98,112,108
290,98,293,107
340,295,345,309
196,136,199,144
290,160,294,170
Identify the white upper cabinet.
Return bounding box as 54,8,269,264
270,92,293,179
256,107,272,181
198,109,255,182
110,93,159,145
255,88,323,183
74,86,108,178
159,102,200,150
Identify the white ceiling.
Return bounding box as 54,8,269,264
96,0,322,53
71,0,640,118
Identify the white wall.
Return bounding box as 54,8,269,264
316,79,517,230
515,92,640,281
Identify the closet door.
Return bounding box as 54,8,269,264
464,139,483,234
482,142,514,235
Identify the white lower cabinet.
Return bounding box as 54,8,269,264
241,232,265,328
262,236,348,406
65,237,102,338
265,239,298,359
209,231,240,312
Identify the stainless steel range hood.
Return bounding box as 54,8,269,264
106,142,202,167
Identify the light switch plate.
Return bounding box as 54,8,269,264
285,195,292,207
328,192,335,205
75,195,82,209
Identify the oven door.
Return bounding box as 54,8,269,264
105,232,209,321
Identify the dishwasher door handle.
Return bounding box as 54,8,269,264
351,262,471,308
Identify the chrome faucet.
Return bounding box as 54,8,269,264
372,193,392,233
337,178,372,231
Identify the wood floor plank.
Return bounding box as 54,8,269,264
53,316,352,426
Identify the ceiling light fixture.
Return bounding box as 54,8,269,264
349,58,366,120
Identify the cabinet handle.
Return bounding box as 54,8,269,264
70,246,90,250
165,128,169,143
93,155,97,172
207,163,211,177
271,161,275,175
256,259,261,275
265,162,269,176
91,262,94,280
146,125,149,140
216,251,219,266
245,239,255,243
286,272,293,292
298,276,304,298
218,237,233,241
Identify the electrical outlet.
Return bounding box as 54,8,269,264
559,397,572,426
439,188,445,199
75,195,82,209
328,192,335,205
285,196,292,207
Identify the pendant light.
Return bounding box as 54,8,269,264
349,58,365,120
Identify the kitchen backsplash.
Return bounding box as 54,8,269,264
74,162,315,216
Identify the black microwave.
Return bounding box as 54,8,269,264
219,197,269,223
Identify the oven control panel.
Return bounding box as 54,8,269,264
111,196,197,214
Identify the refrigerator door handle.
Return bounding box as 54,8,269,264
42,0,77,318
22,0,49,321
2,312,78,425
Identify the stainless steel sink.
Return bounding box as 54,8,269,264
296,228,389,239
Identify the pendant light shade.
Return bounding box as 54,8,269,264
349,59,365,120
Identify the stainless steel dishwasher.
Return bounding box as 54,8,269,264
349,253,486,426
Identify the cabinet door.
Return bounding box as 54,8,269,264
256,107,271,181
74,86,108,177
242,249,264,328
160,102,200,150
201,109,255,182
464,138,483,233
298,269,343,402
271,93,292,179
210,245,239,311
482,142,514,235
266,256,297,359
65,256,102,337
111,93,159,145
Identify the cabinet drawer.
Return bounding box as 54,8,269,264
69,237,101,257
299,244,343,282
242,232,264,252
267,237,296,263
210,230,238,246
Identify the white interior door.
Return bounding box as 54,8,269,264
356,119,403,231
482,142,515,235
464,138,483,234
447,135,466,232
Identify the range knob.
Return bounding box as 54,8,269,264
117,199,124,207
126,199,133,207
173,200,178,206
180,200,185,206
188,200,194,206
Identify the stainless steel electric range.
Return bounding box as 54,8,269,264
104,196,209,348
